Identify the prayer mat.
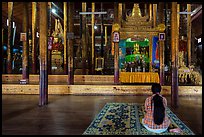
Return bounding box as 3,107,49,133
83,103,195,135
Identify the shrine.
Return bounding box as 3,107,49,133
116,4,165,83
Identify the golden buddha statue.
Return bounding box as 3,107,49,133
134,43,140,54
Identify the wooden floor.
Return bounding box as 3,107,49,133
2,94,202,135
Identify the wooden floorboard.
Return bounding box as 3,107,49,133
2,95,202,135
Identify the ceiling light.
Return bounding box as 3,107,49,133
52,9,56,14
198,38,201,43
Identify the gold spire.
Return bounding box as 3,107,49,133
131,3,141,17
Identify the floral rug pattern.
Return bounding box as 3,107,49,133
83,103,195,135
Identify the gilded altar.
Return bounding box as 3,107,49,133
114,4,165,83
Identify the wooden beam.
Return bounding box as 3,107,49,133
32,2,37,74
122,3,126,21
47,2,52,74
171,2,179,108
68,2,74,85
144,3,147,16
114,2,118,23
7,2,13,74
158,2,164,24
153,4,157,27
191,9,202,22
159,40,165,85
187,4,191,66
158,3,165,85
39,2,48,106
63,2,68,74
22,2,29,82
91,2,95,74
149,4,152,21
82,2,87,75
113,3,119,84
118,3,122,26
114,42,119,84
101,2,104,57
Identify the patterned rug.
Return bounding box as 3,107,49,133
83,103,195,135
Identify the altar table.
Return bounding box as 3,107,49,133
119,72,160,83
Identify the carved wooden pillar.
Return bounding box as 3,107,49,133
82,2,87,75
149,4,152,21
22,2,29,82
47,2,52,74
122,3,126,21
7,2,13,74
2,28,3,45
171,2,179,108
177,4,180,51
105,26,107,48
158,3,165,85
153,4,157,27
187,4,191,66
101,2,104,57
32,2,37,74
159,39,165,85
144,3,147,16
158,2,164,24
114,41,119,84
114,2,119,23
68,2,74,85
118,3,122,26
113,2,119,84
91,2,95,74
149,36,153,72
111,2,119,56
3,28,5,73
64,2,68,74
39,2,48,106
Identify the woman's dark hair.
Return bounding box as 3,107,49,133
151,83,165,125
151,83,161,94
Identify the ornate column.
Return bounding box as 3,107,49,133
68,2,74,85
39,2,48,106
171,2,179,108
22,2,29,82
64,2,68,74
91,2,95,74
187,4,191,66
32,2,37,74
7,2,13,74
